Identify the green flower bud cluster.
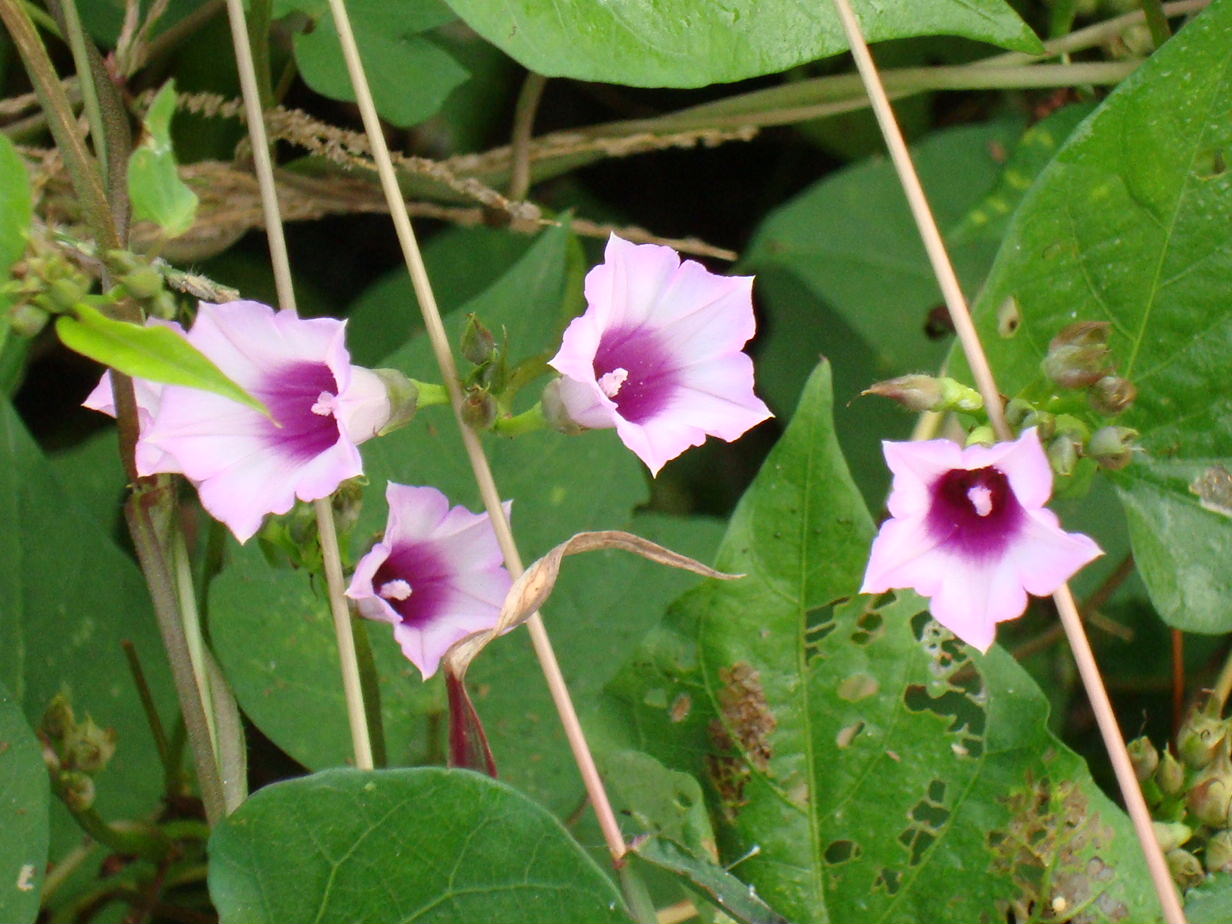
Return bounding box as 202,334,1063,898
459,313,505,432
40,693,118,813
1004,396,1139,479
1,238,94,337
104,250,178,319
1040,321,1138,417
1132,698,1232,889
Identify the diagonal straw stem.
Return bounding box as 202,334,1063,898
826,1,1185,921
322,0,628,864
223,0,373,771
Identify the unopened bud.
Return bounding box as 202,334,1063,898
1053,414,1090,443
1089,375,1137,416
965,425,996,447
1207,831,1232,873
63,716,117,773
118,267,165,302
461,389,497,431
1166,848,1204,891
45,277,88,314
1189,774,1232,827
59,770,96,812
1152,821,1192,854
1156,749,1185,796
541,379,585,436
41,694,76,742
1042,321,1113,388
371,368,419,437
9,302,49,337
1178,708,1227,768
1129,736,1160,782
862,375,983,414
1047,434,1080,477
1089,426,1138,471
1005,398,1034,428
461,314,496,366
1022,410,1056,442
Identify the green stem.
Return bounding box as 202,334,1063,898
351,617,387,768
55,798,168,863
618,863,659,924
54,0,107,179
1141,0,1173,47
172,532,217,757
410,379,450,409
492,401,549,438
120,640,171,775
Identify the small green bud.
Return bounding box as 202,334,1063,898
1207,830,1232,873
1088,426,1138,471
1178,708,1227,768
63,716,117,773
1089,375,1137,416
1156,749,1185,797
1047,434,1080,477
1005,398,1034,428
1052,414,1090,443
1129,736,1160,782
541,379,585,436
41,694,76,742
1022,409,1056,442
59,770,96,812
1166,848,1204,891
1042,322,1113,388
370,368,419,437
118,267,165,302
46,277,88,314
1152,820,1192,853
461,314,497,366
9,302,50,337
460,389,497,431
965,425,996,447
1189,774,1232,828
862,375,982,414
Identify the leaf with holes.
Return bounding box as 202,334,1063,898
952,2,1232,632
444,0,1040,89
208,767,631,923
601,361,1161,922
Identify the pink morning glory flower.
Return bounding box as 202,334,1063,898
861,429,1102,653
132,300,390,542
547,234,772,476
346,484,512,679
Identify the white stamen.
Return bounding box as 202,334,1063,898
967,484,994,517
597,367,629,398
310,391,338,417
378,579,412,601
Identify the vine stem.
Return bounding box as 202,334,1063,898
826,1,1185,922
223,0,374,770
322,0,629,867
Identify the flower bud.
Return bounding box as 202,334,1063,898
44,277,88,314
1178,708,1227,768
1129,736,1160,782
118,267,165,302
1089,375,1137,416
862,375,982,414
370,368,419,437
461,389,497,431
1088,426,1138,471
540,379,585,436
8,302,49,338
965,425,996,447
1152,821,1192,854
1166,848,1204,891
1156,749,1185,796
1005,398,1034,428
1047,434,1079,477
1042,322,1113,388
1207,830,1232,873
41,694,76,742
63,716,117,773
59,770,96,812
1022,409,1056,442
461,314,497,366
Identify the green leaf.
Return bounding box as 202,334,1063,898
602,362,1161,922
632,839,788,924
0,133,31,274
208,767,631,923
0,679,48,924
292,0,468,128
1187,871,1232,924
56,304,267,415
128,81,198,238
955,2,1232,632
0,401,174,857
443,0,1040,89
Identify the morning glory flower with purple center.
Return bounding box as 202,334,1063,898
547,234,772,475
861,428,1102,652
346,483,512,679
133,300,390,542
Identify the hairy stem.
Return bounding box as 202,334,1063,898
827,2,1186,921
53,0,107,178
324,0,629,864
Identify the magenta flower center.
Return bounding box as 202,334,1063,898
373,542,451,629
258,363,343,461
592,325,678,423
925,466,1024,561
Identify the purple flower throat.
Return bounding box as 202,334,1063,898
592,326,678,423
925,466,1023,560
259,362,343,461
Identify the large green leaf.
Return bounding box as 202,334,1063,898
0,402,173,852
955,0,1232,632
0,679,47,924
442,0,1040,88
292,0,467,128
602,362,1160,922
0,133,30,275
208,767,631,923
